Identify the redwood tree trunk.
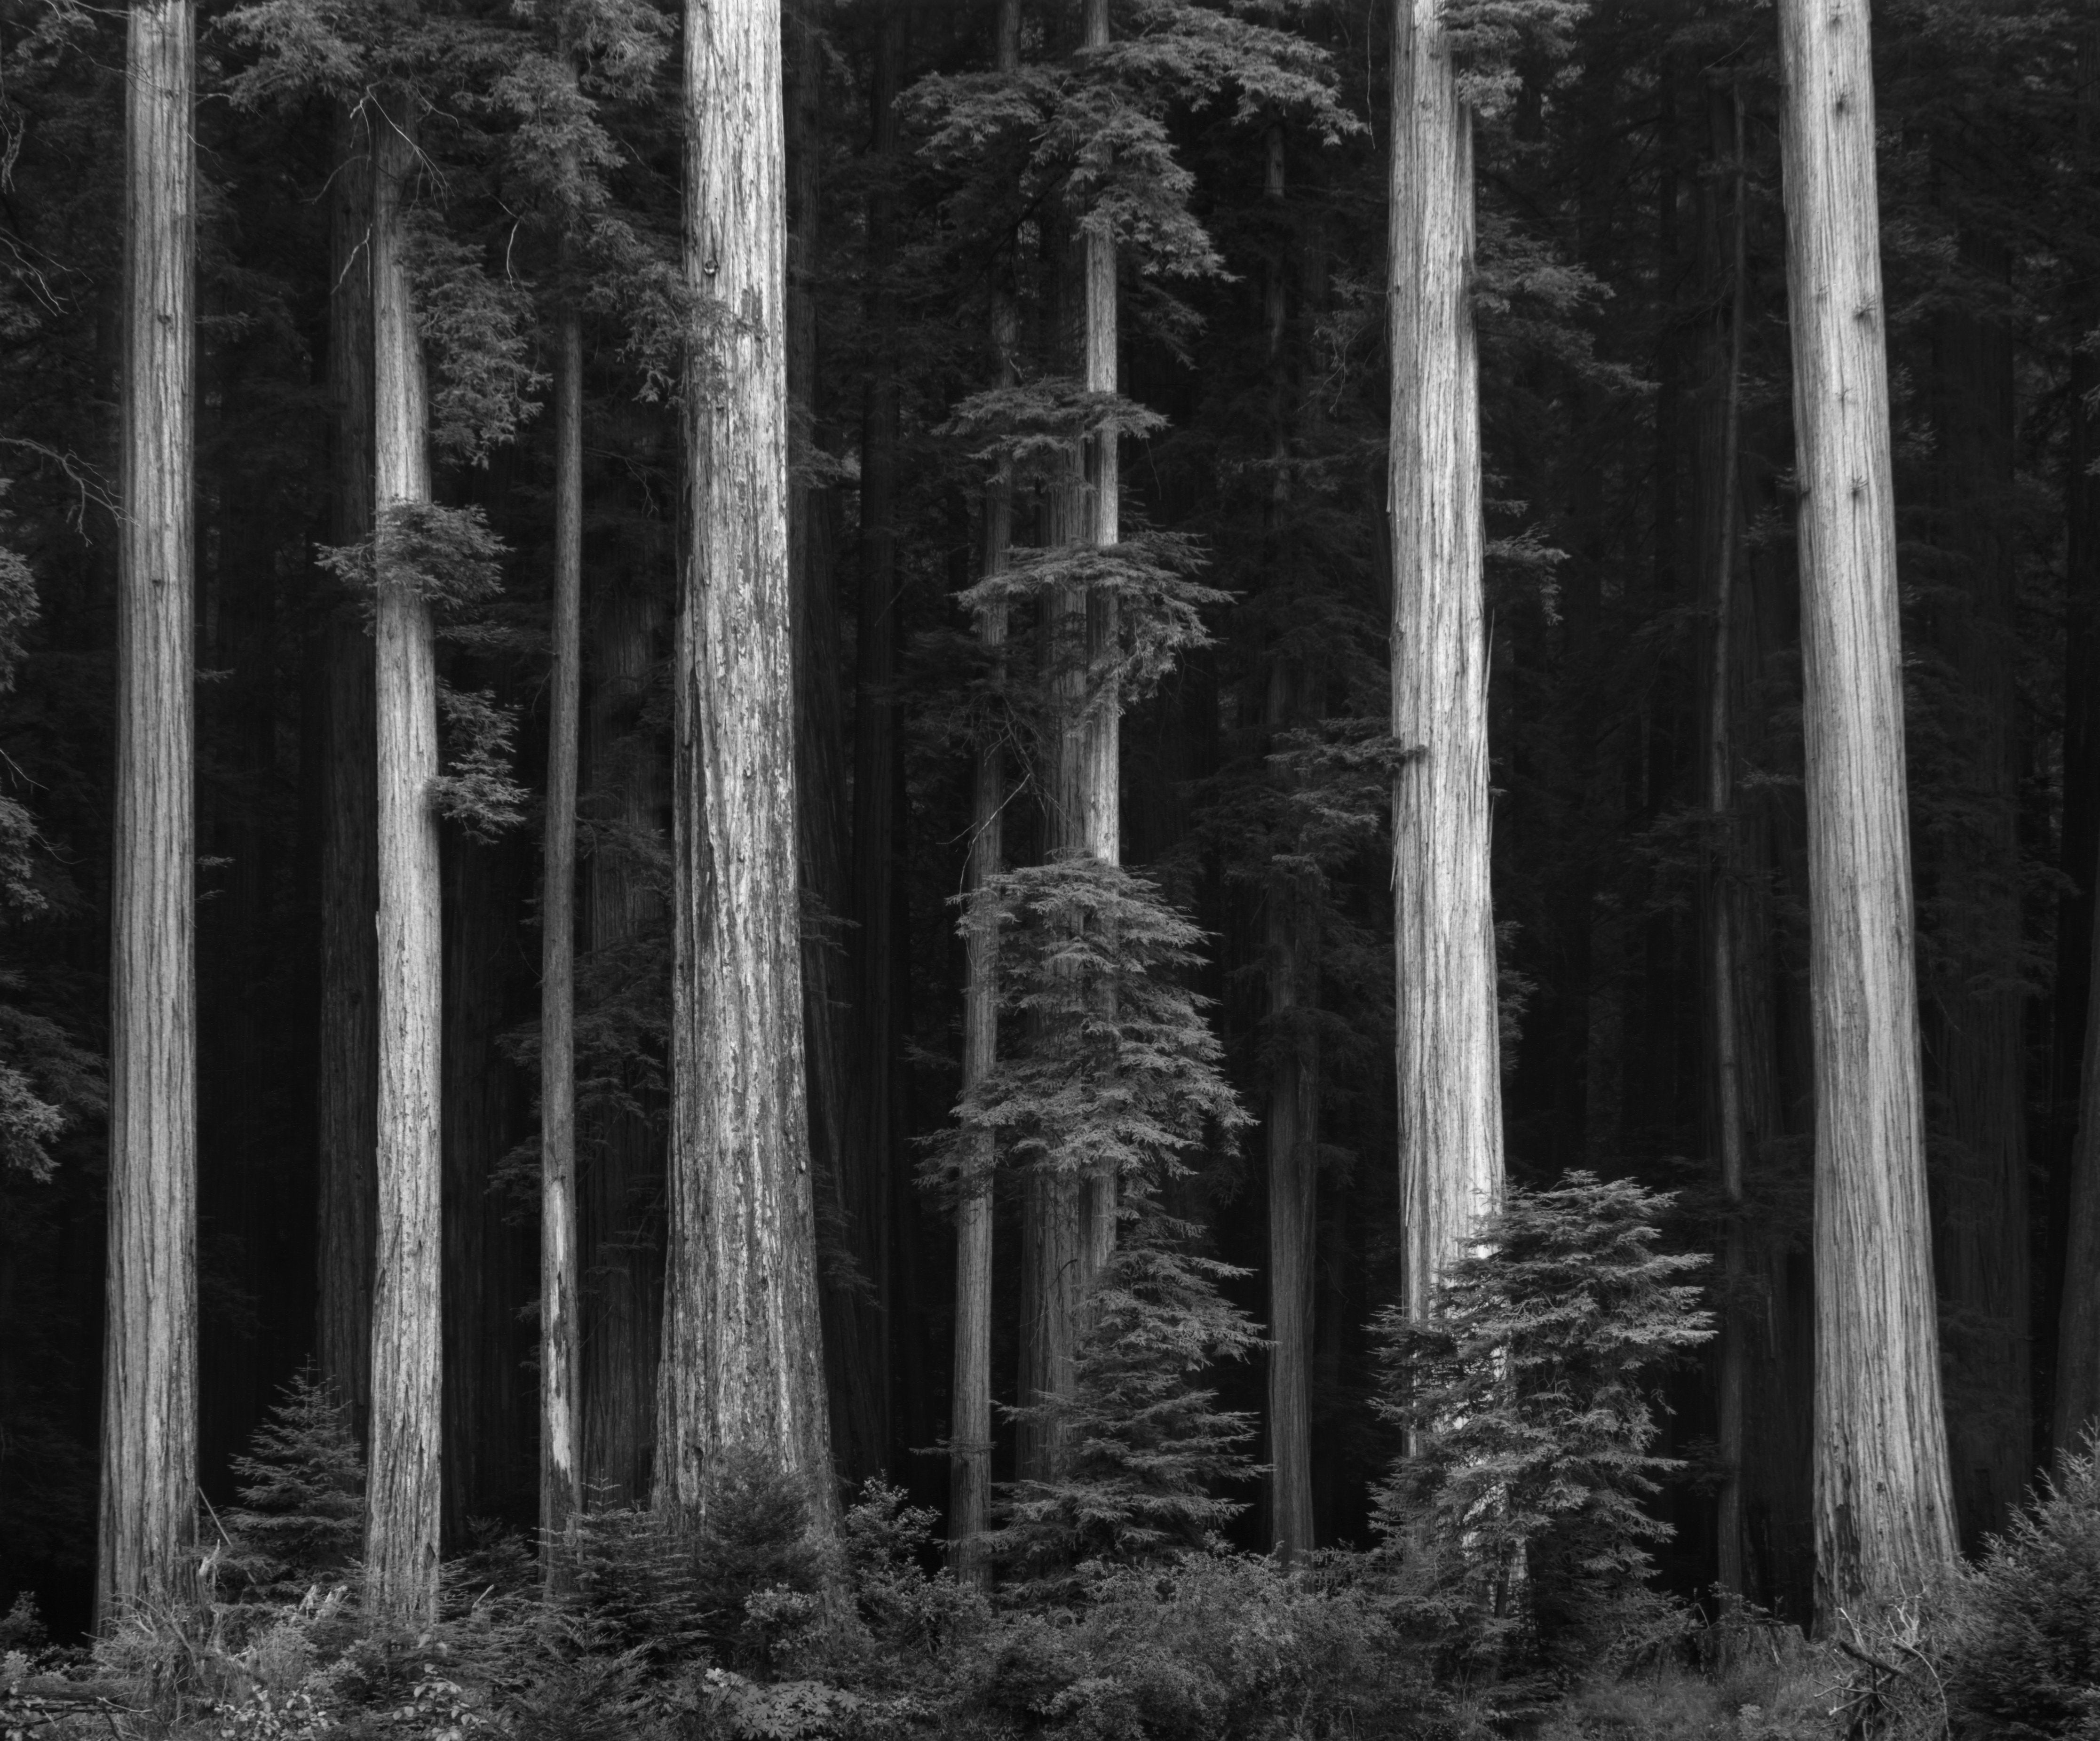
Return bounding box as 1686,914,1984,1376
1776,0,1958,1625
541,293,583,1577
1389,0,1502,1327
658,0,835,1529
366,90,445,1625
1017,0,1120,1486
315,104,379,1450
98,0,198,1628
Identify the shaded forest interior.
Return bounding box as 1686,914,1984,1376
4,0,2100,1663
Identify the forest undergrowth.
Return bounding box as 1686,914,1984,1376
11,1179,2098,1741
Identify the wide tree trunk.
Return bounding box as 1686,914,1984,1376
315,104,380,1450
657,0,835,1530
541,287,584,1577
98,0,198,1628
1776,0,1958,1626
1389,0,1502,1327
1016,0,1120,1486
365,91,445,1625
1926,225,2029,1549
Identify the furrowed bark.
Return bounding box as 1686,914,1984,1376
1389,0,1503,1328
658,0,836,1532
316,104,380,1452
97,0,198,1628
1776,0,1957,1625
542,286,584,1577
365,90,444,1626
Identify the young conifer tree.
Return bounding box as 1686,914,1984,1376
1388,0,1502,1334
99,0,199,1629
1775,0,1958,1623
658,0,836,1534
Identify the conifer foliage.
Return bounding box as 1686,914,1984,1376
1374,1174,1714,1656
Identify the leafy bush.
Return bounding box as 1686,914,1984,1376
1943,1442,2100,1740
1373,1172,1714,1669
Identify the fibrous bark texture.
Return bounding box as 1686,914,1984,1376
365,93,444,1626
541,299,584,1579
98,0,198,1629
1388,0,1503,1326
316,106,379,1449
1776,0,1958,1625
658,0,836,1531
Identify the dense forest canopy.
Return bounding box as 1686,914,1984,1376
5,0,2100,1726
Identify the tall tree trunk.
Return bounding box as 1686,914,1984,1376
845,0,904,1481
582,572,666,1505
98,0,198,1628
1389,0,1502,1328
541,282,583,1579
2060,856,2100,1455
1776,0,1958,1626
1017,0,1120,1487
1707,77,1751,1606
316,104,379,1451
950,0,1021,1571
658,0,835,1530
366,90,444,1625
1926,223,2029,1549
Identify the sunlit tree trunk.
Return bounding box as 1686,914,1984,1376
365,89,444,1626
657,0,835,1531
1776,0,1958,1626
98,0,198,1628
541,279,584,1581
1388,0,1502,1330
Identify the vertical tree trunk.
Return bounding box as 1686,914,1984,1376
366,90,444,1626
658,0,836,1530
98,0,197,1628
1776,0,1958,1625
1927,223,2029,1549
1389,0,1502,1327
316,104,379,1451
1017,0,1120,1486
950,0,1020,1565
1707,78,1751,1606
845,0,904,1481
2059,866,2100,1455
541,295,584,1576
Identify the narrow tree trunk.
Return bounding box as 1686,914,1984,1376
950,0,1019,1555
97,0,198,1628
1389,0,1502,1327
541,298,583,1580
1776,0,1958,1625
1927,223,2029,1549
1708,78,1751,1606
316,103,379,1451
2060,859,2100,1455
365,90,444,1626
1017,0,1120,1486
658,0,836,1530
845,0,904,1480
